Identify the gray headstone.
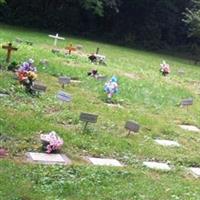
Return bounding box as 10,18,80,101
125,121,140,133
96,76,107,81
155,139,180,147
80,113,98,123
57,91,72,102
15,37,23,43
26,152,71,165
87,157,123,167
76,45,83,51
143,161,171,171
32,83,47,92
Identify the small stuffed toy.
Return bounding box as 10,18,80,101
160,60,170,76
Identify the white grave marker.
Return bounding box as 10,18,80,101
189,167,200,178
87,157,123,167
179,125,200,132
49,33,65,46
155,139,180,147
26,152,71,165
143,161,171,171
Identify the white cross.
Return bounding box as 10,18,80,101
48,33,65,46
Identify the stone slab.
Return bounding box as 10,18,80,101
189,167,200,178
87,157,123,167
26,152,71,165
143,161,171,171
0,93,9,97
179,125,200,132
155,139,180,147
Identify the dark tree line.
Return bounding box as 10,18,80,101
0,0,199,50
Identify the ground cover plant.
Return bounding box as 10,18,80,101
0,24,200,200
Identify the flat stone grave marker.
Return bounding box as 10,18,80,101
49,33,65,46
76,44,83,51
52,48,60,54
25,40,33,46
178,69,185,76
125,120,140,136
143,161,171,171
26,152,71,165
179,125,200,132
80,112,98,130
189,167,200,178
57,91,72,102
0,93,9,97
87,157,123,167
32,83,47,93
58,76,71,88
70,77,82,83
155,139,180,147
96,75,107,81
15,37,23,43
105,103,123,109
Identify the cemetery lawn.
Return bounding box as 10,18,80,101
0,24,200,200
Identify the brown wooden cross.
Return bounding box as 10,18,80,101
66,44,76,55
2,43,18,63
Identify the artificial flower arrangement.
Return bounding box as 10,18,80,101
16,58,37,92
160,60,170,76
40,131,64,153
104,76,119,100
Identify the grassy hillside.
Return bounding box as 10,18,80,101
0,24,200,200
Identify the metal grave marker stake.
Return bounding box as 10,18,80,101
49,33,65,46
180,98,193,111
57,91,72,103
2,43,18,63
58,76,71,88
125,120,140,136
80,112,98,130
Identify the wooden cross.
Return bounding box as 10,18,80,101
2,43,18,63
66,44,76,55
48,33,65,46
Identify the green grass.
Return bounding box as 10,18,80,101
0,24,200,200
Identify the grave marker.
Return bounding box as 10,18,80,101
189,167,200,178
2,43,18,63
180,98,193,111
58,76,71,88
49,33,65,46
179,125,200,132
52,49,60,54
15,37,23,43
25,40,33,46
57,91,72,102
76,44,83,51
155,139,180,147
96,47,100,54
26,152,71,165
96,75,107,81
178,69,185,76
143,161,171,171
125,120,140,136
66,44,76,55
80,112,98,130
87,157,123,167
32,83,47,93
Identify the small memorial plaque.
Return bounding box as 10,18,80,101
26,152,71,165
32,83,47,92
96,76,107,81
180,98,193,107
57,91,72,102
87,157,123,167
125,121,140,135
143,161,171,171
58,76,71,86
80,113,98,123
